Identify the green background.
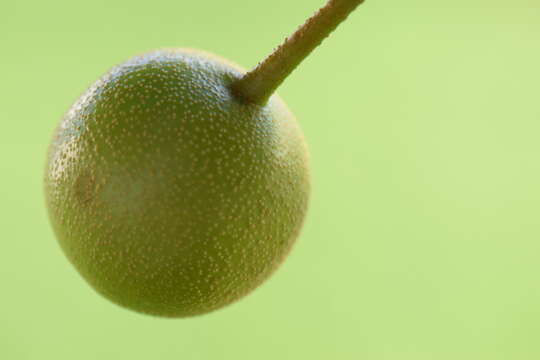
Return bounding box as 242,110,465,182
2,0,540,359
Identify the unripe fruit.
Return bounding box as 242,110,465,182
46,0,364,318
45,49,310,317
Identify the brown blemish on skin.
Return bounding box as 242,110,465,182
74,171,97,206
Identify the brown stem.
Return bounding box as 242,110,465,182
231,0,365,105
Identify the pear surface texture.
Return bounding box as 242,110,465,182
45,49,310,317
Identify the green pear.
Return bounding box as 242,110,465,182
45,49,309,317
45,0,364,317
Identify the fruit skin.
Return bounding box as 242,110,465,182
44,49,310,317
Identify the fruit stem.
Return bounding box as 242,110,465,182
231,0,365,105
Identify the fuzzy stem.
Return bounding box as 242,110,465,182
231,0,365,104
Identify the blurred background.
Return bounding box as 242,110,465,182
2,0,540,359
